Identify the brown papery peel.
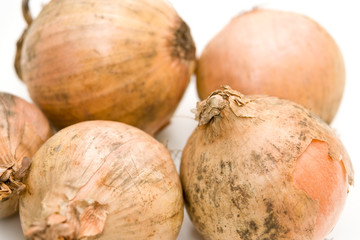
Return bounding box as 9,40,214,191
180,86,353,240
17,0,196,135
20,121,183,240
0,92,53,218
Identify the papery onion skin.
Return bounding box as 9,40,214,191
0,92,53,218
20,120,183,240
196,8,345,124
19,0,196,135
180,87,353,240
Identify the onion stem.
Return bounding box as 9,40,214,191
22,0,33,26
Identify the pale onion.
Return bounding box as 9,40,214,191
17,0,196,135
196,8,345,124
180,87,353,240
0,92,52,218
20,120,183,240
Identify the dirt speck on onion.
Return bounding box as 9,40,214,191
20,120,183,240
180,86,353,240
196,8,345,124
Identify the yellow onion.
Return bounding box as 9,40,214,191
17,0,196,135
181,87,353,240
0,92,53,218
196,8,345,124
20,120,183,240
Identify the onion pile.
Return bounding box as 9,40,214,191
180,87,353,240
196,8,345,123
6,1,353,239
0,92,53,218
20,120,183,240
17,0,196,135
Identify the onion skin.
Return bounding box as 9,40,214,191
20,120,183,240
293,139,348,239
0,92,53,218
19,0,196,135
180,87,353,240
196,8,345,124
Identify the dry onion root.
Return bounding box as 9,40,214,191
180,87,354,240
196,8,345,124
0,92,53,218
20,120,183,240
16,0,196,135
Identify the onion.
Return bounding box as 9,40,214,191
20,120,183,240
16,0,196,135
0,92,53,218
196,8,345,124
180,87,353,240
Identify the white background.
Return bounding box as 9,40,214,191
0,0,359,239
